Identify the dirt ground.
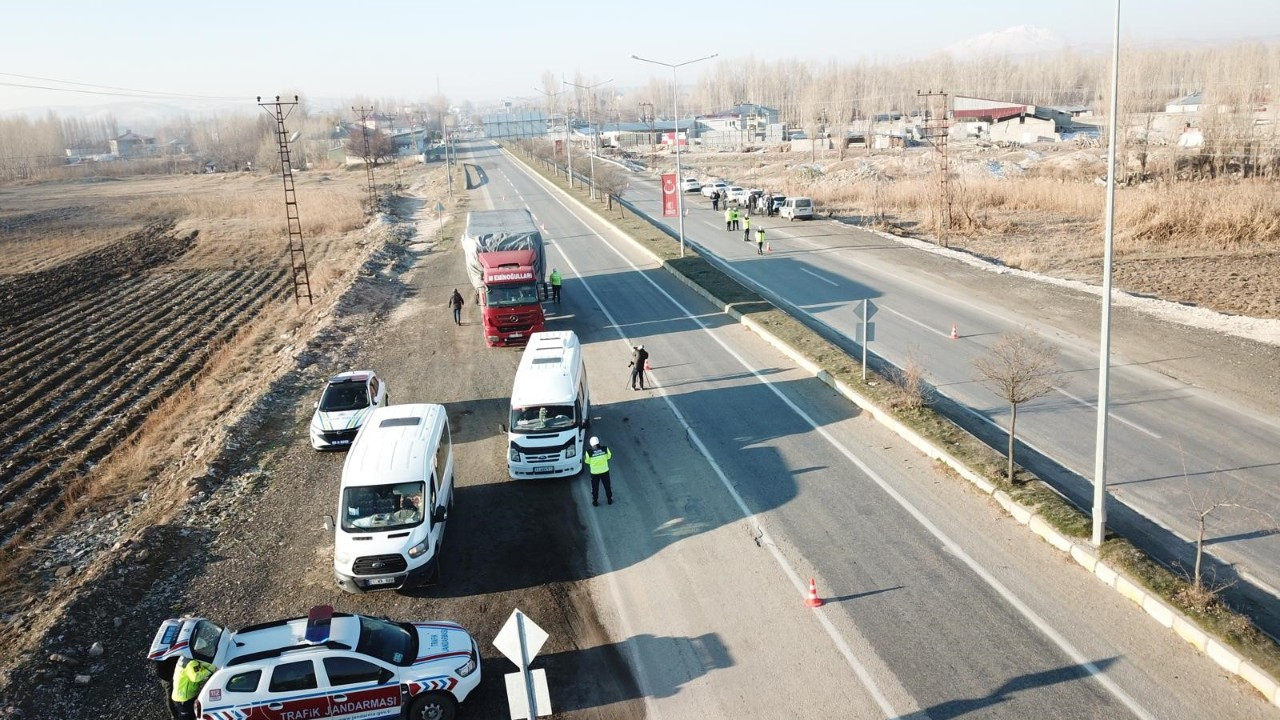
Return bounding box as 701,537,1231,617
0,175,637,718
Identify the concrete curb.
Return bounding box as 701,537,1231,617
505,148,1280,706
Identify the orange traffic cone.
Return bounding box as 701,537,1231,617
805,578,823,608
950,323,959,340
766,242,772,253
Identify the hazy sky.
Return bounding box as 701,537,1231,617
2,0,1277,114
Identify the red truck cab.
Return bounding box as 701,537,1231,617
478,250,546,346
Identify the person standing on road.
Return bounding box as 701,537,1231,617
724,207,733,231
731,207,740,231
743,215,751,242
550,268,563,303
628,344,649,390
711,190,720,211
585,436,613,506
447,288,465,325
170,657,216,720
756,226,766,255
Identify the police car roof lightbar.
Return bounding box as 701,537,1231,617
305,605,334,643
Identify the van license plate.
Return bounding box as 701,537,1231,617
533,466,553,474
509,333,523,339
367,577,398,586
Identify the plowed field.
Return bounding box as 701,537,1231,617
0,223,287,551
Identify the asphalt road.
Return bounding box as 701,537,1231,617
459,140,1278,719
610,162,1280,622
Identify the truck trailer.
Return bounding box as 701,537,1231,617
461,209,548,346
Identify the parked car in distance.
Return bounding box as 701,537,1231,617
780,196,814,221
309,371,389,450
769,195,787,213
681,176,701,192
700,180,727,198
725,186,748,205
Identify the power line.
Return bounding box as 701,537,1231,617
0,72,240,102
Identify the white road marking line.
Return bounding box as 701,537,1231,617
799,267,839,286
517,163,902,719
1052,386,1163,440
877,304,951,339
508,148,1156,720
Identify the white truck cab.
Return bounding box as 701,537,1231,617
504,331,590,479
331,403,454,593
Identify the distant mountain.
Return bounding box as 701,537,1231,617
944,25,1069,57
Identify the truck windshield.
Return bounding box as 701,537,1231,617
341,482,425,532
485,283,539,307
510,404,576,433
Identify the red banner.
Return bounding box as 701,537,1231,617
555,139,563,155
661,173,678,217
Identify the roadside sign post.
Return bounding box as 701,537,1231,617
494,609,551,720
434,201,446,237
854,299,877,382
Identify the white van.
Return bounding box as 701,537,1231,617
780,196,814,221
330,403,454,593
504,331,590,479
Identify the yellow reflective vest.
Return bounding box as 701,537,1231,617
585,446,612,475
550,270,562,287
172,658,216,703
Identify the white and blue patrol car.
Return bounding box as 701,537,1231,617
149,605,480,720
310,371,390,450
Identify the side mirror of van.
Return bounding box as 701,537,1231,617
498,422,507,433
432,506,447,524
322,515,334,532
313,401,319,410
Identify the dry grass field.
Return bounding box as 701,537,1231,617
0,163,445,622
665,144,1280,320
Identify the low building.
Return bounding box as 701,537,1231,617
110,130,157,157
697,103,781,142
1165,92,1203,114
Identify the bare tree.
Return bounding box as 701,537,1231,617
594,165,629,212
345,127,394,167
1185,483,1276,593
972,330,1061,483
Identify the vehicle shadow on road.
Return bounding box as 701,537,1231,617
892,657,1119,720
475,632,732,714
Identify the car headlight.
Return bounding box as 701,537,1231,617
407,540,429,559
335,550,351,565
508,448,520,462
455,651,478,677
564,444,576,458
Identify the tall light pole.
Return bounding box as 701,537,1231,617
533,85,566,180
1093,0,1123,547
633,52,718,258
565,78,612,200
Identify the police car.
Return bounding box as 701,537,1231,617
149,605,480,720
310,371,390,450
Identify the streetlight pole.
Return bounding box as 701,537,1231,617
564,78,612,200
1092,0,1122,547
632,52,718,258
533,86,565,179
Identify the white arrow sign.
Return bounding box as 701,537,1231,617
493,609,551,719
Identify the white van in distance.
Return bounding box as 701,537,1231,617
780,196,814,221
330,403,454,593
504,331,590,479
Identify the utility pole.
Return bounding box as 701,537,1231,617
564,78,611,200
562,75,575,189
258,95,312,305
386,111,403,190
633,52,719,258
916,89,951,247
534,86,566,179
639,101,656,171
352,105,378,212
1093,0,1124,547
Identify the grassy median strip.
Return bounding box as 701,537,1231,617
508,143,1280,684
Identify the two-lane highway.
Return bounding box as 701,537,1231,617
450,140,1277,719
615,164,1280,614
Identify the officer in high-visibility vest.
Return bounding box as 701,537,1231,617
724,207,733,231
550,268,563,303
584,436,613,507
743,215,751,242
756,226,767,255
171,657,216,720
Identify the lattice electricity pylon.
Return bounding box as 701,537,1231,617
917,89,952,247
258,95,312,305
353,105,378,212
